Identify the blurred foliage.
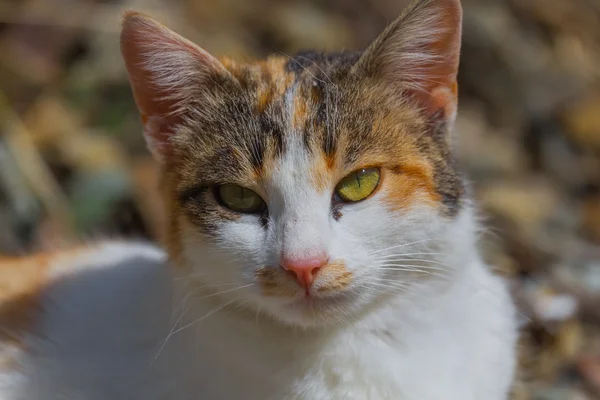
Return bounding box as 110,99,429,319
0,0,600,398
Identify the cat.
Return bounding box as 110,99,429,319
0,0,518,398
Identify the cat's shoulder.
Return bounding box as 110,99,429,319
0,241,166,306
0,242,181,399
0,241,169,362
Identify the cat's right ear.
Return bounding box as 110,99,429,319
354,0,462,126
120,12,230,162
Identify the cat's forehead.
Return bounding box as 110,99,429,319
221,51,362,91
170,52,455,203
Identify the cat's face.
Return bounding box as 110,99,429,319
121,0,464,327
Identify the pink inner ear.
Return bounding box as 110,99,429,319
412,82,459,121
411,11,461,119
142,115,175,160
120,12,227,161
357,0,462,121
121,15,177,155
403,8,461,119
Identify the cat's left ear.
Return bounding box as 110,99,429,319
355,0,462,125
120,12,232,162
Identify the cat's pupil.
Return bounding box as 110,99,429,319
356,170,364,188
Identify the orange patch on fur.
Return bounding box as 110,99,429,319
256,86,275,114
218,57,237,71
0,246,104,369
163,174,195,269
256,260,353,296
256,267,297,297
324,153,336,170
223,56,296,118
381,160,440,211
259,57,294,90
0,249,81,360
292,94,308,129
315,260,353,293
451,81,458,97
0,254,50,344
309,154,334,193
0,247,87,351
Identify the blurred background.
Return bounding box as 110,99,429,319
0,0,599,398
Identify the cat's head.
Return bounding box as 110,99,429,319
121,0,470,327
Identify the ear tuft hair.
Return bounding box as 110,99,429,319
120,12,231,161
355,0,462,122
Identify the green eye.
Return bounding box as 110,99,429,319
217,184,265,213
335,168,381,203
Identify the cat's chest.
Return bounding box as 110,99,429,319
187,317,473,400
298,329,474,400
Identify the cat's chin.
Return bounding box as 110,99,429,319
264,292,362,328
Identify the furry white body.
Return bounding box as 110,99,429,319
0,1,519,398
183,253,517,400
0,228,516,400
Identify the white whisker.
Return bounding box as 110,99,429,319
377,258,453,268
156,283,253,361
192,284,255,301
361,282,412,295
154,304,190,361
368,238,437,255
169,298,238,337
371,252,448,260
377,263,448,272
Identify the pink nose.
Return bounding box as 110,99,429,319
280,255,328,289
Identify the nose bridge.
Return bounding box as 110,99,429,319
271,136,330,262
281,204,327,260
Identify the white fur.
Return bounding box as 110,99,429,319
0,243,183,400
1,6,516,394
0,134,517,399
0,217,517,400
171,135,518,399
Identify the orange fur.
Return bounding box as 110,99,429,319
309,154,334,194
0,247,88,354
292,93,309,130
0,255,48,344
256,267,297,297
161,171,188,269
256,85,275,114
315,260,353,293
257,260,353,296
381,162,440,212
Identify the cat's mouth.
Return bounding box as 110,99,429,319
256,261,354,299
252,265,363,326
285,290,351,310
